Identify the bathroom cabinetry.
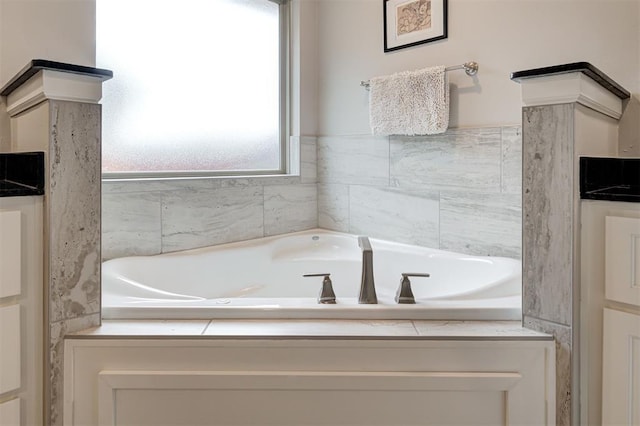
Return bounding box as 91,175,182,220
0,195,44,426
64,337,555,425
580,200,640,425
602,215,640,425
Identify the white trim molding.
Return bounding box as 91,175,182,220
6,69,104,117
520,72,623,120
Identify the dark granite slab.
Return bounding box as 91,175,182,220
0,152,45,197
511,62,630,100
580,157,639,203
0,59,113,97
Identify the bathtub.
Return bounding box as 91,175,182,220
102,229,522,320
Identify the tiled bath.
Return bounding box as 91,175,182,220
318,126,522,259
103,126,522,261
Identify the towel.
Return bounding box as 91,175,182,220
369,66,449,136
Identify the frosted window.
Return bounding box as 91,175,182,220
97,0,282,175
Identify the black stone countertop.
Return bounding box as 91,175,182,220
511,62,630,100
0,59,113,97
0,152,45,197
580,157,640,203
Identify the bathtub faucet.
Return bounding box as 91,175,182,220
357,236,378,304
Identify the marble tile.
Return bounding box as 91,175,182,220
440,192,521,258
219,175,301,188
317,135,390,186
318,184,349,232
300,136,317,184
102,177,222,194
101,192,162,260
349,185,439,248
50,313,100,426
71,320,211,336
522,105,574,326
203,319,418,337
48,101,101,323
161,186,264,252
102,175,302,194
264,184,318,236
524,316,572,426
413,320,551,339
390,127,502,192
501,126,522,194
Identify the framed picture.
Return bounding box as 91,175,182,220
384,0,448,52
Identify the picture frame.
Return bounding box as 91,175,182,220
384,0,448,52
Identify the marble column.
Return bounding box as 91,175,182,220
513,63,629,426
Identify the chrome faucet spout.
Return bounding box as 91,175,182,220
357,236,377,304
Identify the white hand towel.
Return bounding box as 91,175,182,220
369,66,449,136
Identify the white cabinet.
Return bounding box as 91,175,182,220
0,196,43,426
580,201,640,425
605,216,640,306
0,304,21,394
602,308,640,425
64,338,555,425
0,398,20,426
0,210,21,298
602,213,640,425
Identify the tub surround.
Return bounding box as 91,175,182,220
1,60,111,426
102,136,318,260
513,62,630,426
70,319,551,340
0,151,44,197
64,329,555,425
318,126,522,259
580,157,640,202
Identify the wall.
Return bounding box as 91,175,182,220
316,0,640,135
102,137,318,260
0,0,95,84
318,126,522,258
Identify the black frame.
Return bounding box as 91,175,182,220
383,0,448,52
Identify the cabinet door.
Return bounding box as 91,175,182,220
0,398,20,426
606,216,640,307
602,308,640,425
0,210,21,298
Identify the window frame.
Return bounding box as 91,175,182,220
99,0,291,180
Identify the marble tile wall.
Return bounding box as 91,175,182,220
102,136,318,260
318,126,522,258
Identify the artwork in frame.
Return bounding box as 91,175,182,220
384,0,448,52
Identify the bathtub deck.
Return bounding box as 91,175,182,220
68,320,552,340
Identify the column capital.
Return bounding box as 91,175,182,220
0,59,113,117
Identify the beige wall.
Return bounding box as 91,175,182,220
0,0,95,152
0,0,95,85
316,0,640,135
1,0,637,145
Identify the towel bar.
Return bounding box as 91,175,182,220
360,61,478,89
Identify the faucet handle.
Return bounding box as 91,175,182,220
303,273,336,304
396,273,430,304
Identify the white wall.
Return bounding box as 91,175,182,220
0,0,96,151
316,0,640,135
0,0,95,85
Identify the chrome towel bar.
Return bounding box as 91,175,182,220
360,61,478,89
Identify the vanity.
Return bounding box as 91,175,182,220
579,156,640,425
0,152,44,426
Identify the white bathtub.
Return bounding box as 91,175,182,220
102,229,522,320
